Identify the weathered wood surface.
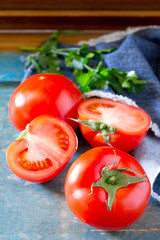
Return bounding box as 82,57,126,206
1,0,160,30
1,0,160,10
0,31,112,52
0,52,160,240
1,10,160,30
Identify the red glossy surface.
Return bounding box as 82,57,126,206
6,115,78,183
9,74,83,131
78,98,151,152
65,147,151,230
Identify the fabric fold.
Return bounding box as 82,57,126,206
22,27,160,203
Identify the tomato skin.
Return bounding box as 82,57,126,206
65,147,151,230
6,115,78,183
79,124,148,152
78,98,151,152
9,74,83,131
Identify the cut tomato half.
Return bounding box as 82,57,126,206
78,98,151,152
6,115,78,183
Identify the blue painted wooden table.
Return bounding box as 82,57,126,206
0,53,160,240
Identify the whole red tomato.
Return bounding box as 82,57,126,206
6,115,78,183
78,98,151,152
65,147,151,230
9,74,83,131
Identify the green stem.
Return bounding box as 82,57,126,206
16,124,30,140
19,46,42,52
54,47,80,51
51,51,69,57
95,48,117,53
83,64,93,71
107,176,116,185
51,29,83,38
92,150,148,211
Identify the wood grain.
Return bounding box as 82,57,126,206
0,0,160,10
0,31,112,52
0,84,160,239
0,10,160,30
0,37,160,239
1,10,160,17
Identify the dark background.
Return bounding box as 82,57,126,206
0,0,160,30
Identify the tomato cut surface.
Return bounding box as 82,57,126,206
6,115,78,183
78,98,151,152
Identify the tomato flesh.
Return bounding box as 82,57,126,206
78,98,151,152
19,149,53,171
65,147,151,230
6,115,78,183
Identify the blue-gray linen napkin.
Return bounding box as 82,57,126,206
22,28,160,203
94,28,160,202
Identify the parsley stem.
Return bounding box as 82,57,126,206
19,46,42,51
95,48,117,53
55,47,80,51
20,30,148,94
84,64,93,71
51,51,69,57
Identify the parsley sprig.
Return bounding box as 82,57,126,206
20,30,148,94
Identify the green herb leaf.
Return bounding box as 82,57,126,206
39,54,61,73
76,65,149,94
20,30,148,94
40,39,58,54
30,56,42,73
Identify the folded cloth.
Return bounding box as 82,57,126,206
22,27,160,202
88,28,160,202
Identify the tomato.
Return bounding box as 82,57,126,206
6,115,78,183
65,147,151,230
78,98,151,152
9,74,83,131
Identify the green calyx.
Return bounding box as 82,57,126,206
70,118,117,147
91,150,147,211
16,124,30,140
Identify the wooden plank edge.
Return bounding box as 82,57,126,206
1,10,160,17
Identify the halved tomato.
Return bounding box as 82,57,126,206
78,98,151,152
6,115,78,183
